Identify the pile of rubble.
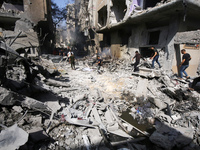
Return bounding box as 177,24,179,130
0,54,200,150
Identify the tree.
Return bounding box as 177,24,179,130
51,0,67,28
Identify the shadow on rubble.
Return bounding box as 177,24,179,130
1,57,200,149
1,88,199,150
190,76,200,93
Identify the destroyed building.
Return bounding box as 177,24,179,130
0,0,54,56
0,0,200,150
66,4,76,46
71,0,200,77
66,0,97,55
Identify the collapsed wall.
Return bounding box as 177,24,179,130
0,0,54,57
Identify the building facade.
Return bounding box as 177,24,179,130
71,0,200,77
0,0,54,56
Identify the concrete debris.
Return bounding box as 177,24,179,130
0,124,28,150
0,87,16,105
0,54,199,150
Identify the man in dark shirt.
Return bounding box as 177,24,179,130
132,51,142,72
150,46,161,69
70,53,75,70
179,49,191,79
97,56,102,72
59,49,64,56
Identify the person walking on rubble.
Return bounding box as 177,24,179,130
70,52,75,70
68,49,75,69
132,51,143,72
179,49,191,79
97,56,102,73
67,49,73,58
67,49,73,61
150,46,161,69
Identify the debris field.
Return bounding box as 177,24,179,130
0,54,200,150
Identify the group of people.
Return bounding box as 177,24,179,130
132,46,161,72
58,46,103,72
132,46,191,80
59,48,75,70
59,46,192,79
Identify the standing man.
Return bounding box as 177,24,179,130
97,56,102,73
70,53,75,70
132,51,142,72
67,49,73,62
59,49,64,56
179,49,191,79
150,46,161,69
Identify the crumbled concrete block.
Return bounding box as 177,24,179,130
29,115,42,126
175,126,194,147
12,106,23,113
0,124,28,150
136,78,148,97
45,101,61,112
22,97,48,110
149,97,166,110
171,114,182,120
0,87,15,105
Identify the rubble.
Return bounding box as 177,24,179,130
0,52,200,150
0,124,28,150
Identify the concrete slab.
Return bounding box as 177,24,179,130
45,101,61,112
136,78,148,97
0,124,28,150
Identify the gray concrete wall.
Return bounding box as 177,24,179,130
23,0,48,24
163,16,179,70
110,31,121,58
126,16,181,70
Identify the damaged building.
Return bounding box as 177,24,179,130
0,0,54,56
0,0,200,150
72,0,200,77
67,0,98,55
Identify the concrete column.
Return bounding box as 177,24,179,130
164,16,180,71
128,24,146,56
106,0,110,26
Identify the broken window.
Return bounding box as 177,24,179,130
98,6,107,27
148,30,160,45
111,0,126,22
140,47,154,58
143,0,162,9
102,33,111,47
119,29,131,46
4,0,23,5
